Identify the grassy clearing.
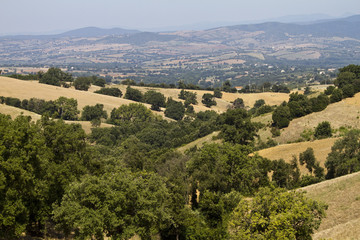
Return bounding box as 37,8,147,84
300,171,360,240
256,138,338,175
177,131,221,153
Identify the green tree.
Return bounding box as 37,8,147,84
91,76,106,87
53,97,79,120
179,89,197,105
314,121,332,139
272,105,291,128
39,67,73,86
124,86,143,102
219,108,257,145
299,148,316,173
53,170,171,240
165,98,185,120
334,71,356,88
81,104,107,122
341,84,355,98
110,103,155,124
94,87,122,97
330,88,343,103
254,99,265,108
324,86,335,95
304,86,312,95
202,93,216,108
213,89,223,98
228,187,327,240
325,129,360,179
232,98,245,109
0,114,89,238
187,143,271,195
144,90,166,111
73,77,91,91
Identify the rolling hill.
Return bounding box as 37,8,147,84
302,171,360,240
275,92,360,144
1,15,360,67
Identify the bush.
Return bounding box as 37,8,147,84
213,89,223,98
272,105,291,128
4,97,21,108
324,86,335,95
143,90,166,111
314,121,332,139
94,87,122,97
81,104,107,121
39,67,73,86
124,86,143,102
202,93,216,108
330,88,343,103
165,99,185,120
74,77,91,91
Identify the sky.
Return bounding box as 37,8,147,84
1,0,360,35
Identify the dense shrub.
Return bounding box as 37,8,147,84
94,87,122,97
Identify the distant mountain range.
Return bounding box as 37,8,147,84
1,14,360,66
2,14,360,40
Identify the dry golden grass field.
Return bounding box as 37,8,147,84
108,84,289,113
301,171,360,240
256,138,338,175
0,104,113,134
0,76,289,118
0,76,168,118
276,92,360,144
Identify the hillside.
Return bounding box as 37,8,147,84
276,92,360,143
105,84,289,113
302,171,360,240
0,76,289,118
256,138,338,175
0,102,112,134
0,76,168,118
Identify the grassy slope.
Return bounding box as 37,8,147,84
301,171,360,240
256,138,338,175
0,76,167,118
105,84,290,113
0,76,289,118
177,131,221,153
0,103,113,134
275,92,360,144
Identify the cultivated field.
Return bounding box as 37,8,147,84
256,138,338,175
302,171,360,240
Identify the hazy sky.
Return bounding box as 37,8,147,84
1,0,359,34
